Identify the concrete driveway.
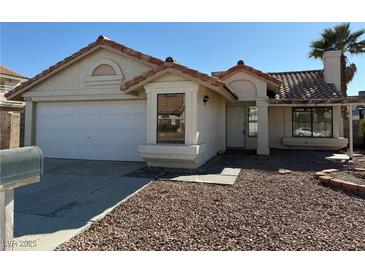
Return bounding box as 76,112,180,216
13,158,151,251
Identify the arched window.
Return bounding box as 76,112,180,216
92,64,117,76
85,59,124,85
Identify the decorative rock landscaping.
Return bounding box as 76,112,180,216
314,151,365,196
316,169,365,196
57,150,365,251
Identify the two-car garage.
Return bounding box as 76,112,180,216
35,100,146,161
4,37,163,162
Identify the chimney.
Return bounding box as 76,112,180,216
323,50,342,94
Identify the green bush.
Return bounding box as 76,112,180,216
357,118,365,145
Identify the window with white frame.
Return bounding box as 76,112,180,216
157,93,185,144
292,107,333,137
248,106,258,137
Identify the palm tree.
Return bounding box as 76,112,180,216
309,23,365,96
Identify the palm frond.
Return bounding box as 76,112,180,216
334,23,351,48
344,63,357,83
347,29,365,44
347,39,365,54
309,23,365,59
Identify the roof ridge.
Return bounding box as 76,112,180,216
216,63,282,86
121,61,238,100
167,62,226,84
268,69,322,75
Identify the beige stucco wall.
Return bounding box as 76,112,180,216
224,71,267,101
323,50,342,92
197,86,226,162
268,106,287,148
140,72,229,168
23,48,154,101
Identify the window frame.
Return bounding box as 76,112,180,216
292,107,333,138
91,64,117,76
156,93,186,144
248,106,258,137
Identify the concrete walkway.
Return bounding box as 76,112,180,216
12,159,151,251
170,168,240,185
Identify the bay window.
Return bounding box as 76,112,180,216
157,93,185,144
292,107,333,138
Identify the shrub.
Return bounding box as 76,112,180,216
357,118,365,145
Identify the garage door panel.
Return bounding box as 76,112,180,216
36,101,146,161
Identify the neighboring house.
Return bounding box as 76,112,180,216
5,36,361,168
343,91,365,147
0,65,28,101
351,91,365,121
0,65,27,149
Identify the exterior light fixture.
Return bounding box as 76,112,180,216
203,95,209,105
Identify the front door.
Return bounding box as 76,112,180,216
226,106,245,148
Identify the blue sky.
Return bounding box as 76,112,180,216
1,22,364,95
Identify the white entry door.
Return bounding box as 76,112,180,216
35,101,146,161
226,106,245,148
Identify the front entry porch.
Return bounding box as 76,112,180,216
226,100,270,155
226,106,245,149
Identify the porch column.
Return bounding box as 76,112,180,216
256,99,269,155
24,98,34,146
348,104,353,159
145,90,157,144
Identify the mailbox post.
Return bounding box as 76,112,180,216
0,146,43,251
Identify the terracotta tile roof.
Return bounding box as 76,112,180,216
4,36,342,103
268,70,343,100
5,35,164,100
0,65,28,79
121,62,238,100
215,63,282,87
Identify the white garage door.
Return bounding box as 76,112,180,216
36,101,146,161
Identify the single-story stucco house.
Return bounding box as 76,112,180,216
5,35,361,168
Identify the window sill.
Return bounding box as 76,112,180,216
282,137,348,150
138,144,207,168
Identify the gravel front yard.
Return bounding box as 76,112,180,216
57,150,365,251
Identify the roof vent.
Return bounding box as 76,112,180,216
165,57,174,63
237,60,244,65
97,35,110,41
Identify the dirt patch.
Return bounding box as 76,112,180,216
331,171,365,186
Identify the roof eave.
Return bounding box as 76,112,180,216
5,36,165,100
122,66,238,102
269,97,365,105
5,44,103,100
0,72,29,80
